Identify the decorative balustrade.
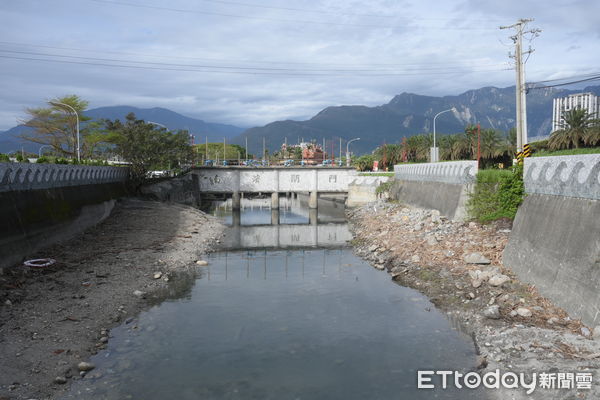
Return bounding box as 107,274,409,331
394,161,478,184
0,163,130,192
524,154,600,200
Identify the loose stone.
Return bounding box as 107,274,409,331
464,253,491,265
516,308,532,318
483,305,501,319
488,274,510,287
78,362,95,372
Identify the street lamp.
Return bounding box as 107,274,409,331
38,145,52,158
431,107,456,162
147,121,167,129
50,101,80,162
346,137,360,167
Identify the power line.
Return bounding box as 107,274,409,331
529,72,600,84
195,0,398,18
88,0,497,31
188,0,507,22
0,40,503,68
0,54,510,76
527,75,600,90
0,48,508,73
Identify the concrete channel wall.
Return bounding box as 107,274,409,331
0,163,130,270
503,154,600,326
391,161,478,220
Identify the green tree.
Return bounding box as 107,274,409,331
549,107,599,150
194,143,248,161
373,144,403,170
106,113,192,183
20,95,106,159
355,154,375,171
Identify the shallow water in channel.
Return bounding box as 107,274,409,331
63,197,480,399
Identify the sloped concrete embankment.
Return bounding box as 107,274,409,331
391,161,477,221
0,163,130,269
503,154,600,327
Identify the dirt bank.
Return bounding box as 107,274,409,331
348,200,600,400
0,199,224,400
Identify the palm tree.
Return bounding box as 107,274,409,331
549,107,598,150
479,129,503,159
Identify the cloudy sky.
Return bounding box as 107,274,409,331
0,0,598,130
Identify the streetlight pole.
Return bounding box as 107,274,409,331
346,137,360,167
432,107,456,162
50,101,80,162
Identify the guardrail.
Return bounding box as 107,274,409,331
393,161,478,184
0,162,130,192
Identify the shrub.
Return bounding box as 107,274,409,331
467,164,524,223
375,179,394,195
54,157,70,164
0,153,10,162
36,156,50,163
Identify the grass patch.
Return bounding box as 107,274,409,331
358,172,395,176
467,165,524,223
532,147,600,157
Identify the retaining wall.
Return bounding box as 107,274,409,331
346,176,390,207
0,163,130,270
503,154,600,326
391,161,478,220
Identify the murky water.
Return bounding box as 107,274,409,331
63,197,481,399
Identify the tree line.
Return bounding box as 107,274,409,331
356,107,600,171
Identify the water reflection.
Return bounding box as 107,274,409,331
213,196,352,250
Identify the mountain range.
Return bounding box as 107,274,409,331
2,85,599,156
0,106,244,154
233,85,600,155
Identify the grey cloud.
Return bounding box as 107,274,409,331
0,0,597,130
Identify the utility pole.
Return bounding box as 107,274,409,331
262,137,266,163
500,18,541,153
245,136,248,162
339,138,342,166
477,123,481,168
205,136,208,161
223,137,226,165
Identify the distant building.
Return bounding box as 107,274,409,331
281,142,327,165
552,92,600,132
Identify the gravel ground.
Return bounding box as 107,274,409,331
348,200,600,400
0,198,225,400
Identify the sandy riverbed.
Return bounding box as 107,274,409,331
0,199,224,400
